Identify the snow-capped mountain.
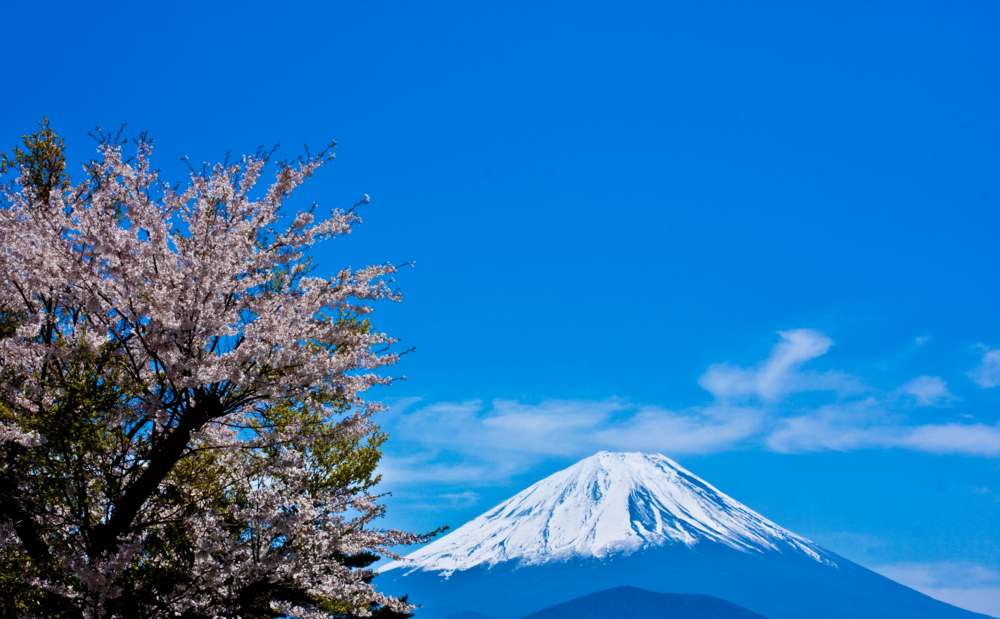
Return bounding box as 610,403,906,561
383,451,831,575
378,452,995,619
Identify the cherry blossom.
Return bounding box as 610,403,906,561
0,135,427,618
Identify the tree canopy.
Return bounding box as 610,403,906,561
0,122,430,618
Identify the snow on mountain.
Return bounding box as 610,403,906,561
384,451,833,575
379,451,994,619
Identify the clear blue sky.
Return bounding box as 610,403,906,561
3,1,998,615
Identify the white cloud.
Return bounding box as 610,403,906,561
378,454,517,485
970,347,1000,388
901,376,953,407
698,329,862,400
874,562,1000,618
900,423,1000,457
392,399,622,459
768,407,1000,457
383,330,1000,480
766,400,899,453
591,405,764,455
384,399,763,483
480,399,620,455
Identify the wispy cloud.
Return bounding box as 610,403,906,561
766,400,899,453
592,405,764,455
383,399,763,484
900,423,1000,456
768,411,1000,457
900,376,953,407
378,454,517,485
383,330,1000,484
873,562,1000,618
698,329,862,400
969,347,1000,388
391,399,623,458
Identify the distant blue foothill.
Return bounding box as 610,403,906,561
520,586,768,619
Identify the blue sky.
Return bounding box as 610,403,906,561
3,1,999,615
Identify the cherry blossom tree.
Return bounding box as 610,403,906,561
0,123,431,618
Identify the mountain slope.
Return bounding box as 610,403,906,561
521,586,768,619
384,452,830,575
378,452,995,619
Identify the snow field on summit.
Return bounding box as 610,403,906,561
384,452,834,575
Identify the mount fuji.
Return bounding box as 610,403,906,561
378,452,994,619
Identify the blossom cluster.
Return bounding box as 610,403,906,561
0,137,426,618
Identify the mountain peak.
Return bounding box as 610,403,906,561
384,452,833,575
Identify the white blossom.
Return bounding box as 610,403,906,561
0,137,428,617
